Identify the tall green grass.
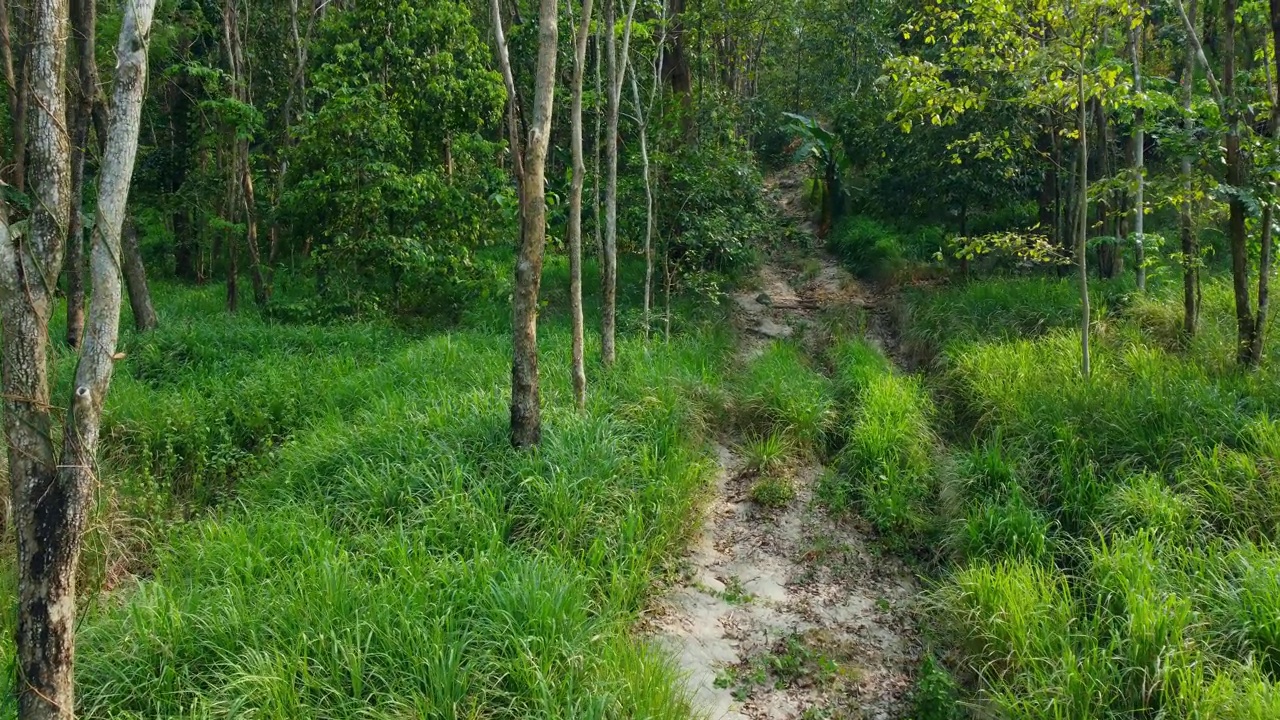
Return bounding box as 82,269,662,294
903,274,1280,716
0,257,736,718
823,338,939,549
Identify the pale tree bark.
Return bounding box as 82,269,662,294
493,0,559,448
1130,13,1146,291
1077,60,1091,379
65,0,98,349
223,0,268,309
1181,0,1199,338
122,220,159,331
629,72,654,341
601,0,638,367
0,1,155,717
628,3,666,341
568,0,594,410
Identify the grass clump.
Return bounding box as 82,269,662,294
742,432,792,475
827,216,906,281
953,487,1052,564
733,341,835,451
830,368,938,549
750,477,797,508
1101,473,1196,544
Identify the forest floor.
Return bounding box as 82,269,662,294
648,171,923,719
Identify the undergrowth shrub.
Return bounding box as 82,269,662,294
827,216,905,280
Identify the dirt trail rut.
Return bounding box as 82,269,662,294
649,193,922,719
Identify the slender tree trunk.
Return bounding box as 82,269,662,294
568,0,594,409
1078,62,1091,378
1182,0,1200,338
630,69,654,340
223,0,267,308
2,2,71,715
65,0,97,349
663,0,692,138
593,20,604,264
122,220,159,331
602,0,638,366
4,0,28,192
1252,0,1280,364
65,100,87,348
0,0,16,168
602,0,619,366
493,0,559,448
1131,20,1146,291
1224,0,1256,365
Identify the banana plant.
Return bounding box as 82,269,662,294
783,111,851,235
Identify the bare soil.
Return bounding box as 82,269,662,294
648,176,923,719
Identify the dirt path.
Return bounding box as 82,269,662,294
649,181,922,719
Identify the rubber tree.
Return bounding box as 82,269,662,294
568,0,595,409
1130,7,1146,291
492,0,559,447
0,0,157,715
601,0,638,367
1176,0,1263,365
629,0,668,341
1181,0,1199,338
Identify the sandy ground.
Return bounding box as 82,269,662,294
648,179,923,719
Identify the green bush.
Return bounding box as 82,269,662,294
911,655,962,720
827,216,905,280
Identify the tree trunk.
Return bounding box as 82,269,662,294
493,0,559,448
4,0,73,707
602,0,638,367
1252,0,1280,364
1182,0,1200,338
2,0,29,192
1131,19,1146,291
65,100,87,348
602,0,618,366
1094,98,1120,280
0,1,153,716
662,0,692,138
122,220,159,331
593,19,604,264
223,0,268,308
1224,0,1256,365
65,0,97,349
1078,62,1091,379
630,66,654,341
568,0,594,410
